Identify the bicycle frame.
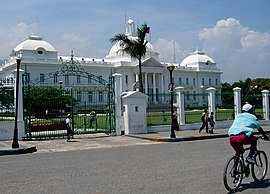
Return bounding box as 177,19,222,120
237,147,251,178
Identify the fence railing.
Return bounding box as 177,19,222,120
0,81,15,121
146,92,266,126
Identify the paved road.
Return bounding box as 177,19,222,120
1,138,270,194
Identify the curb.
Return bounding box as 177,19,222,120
126,133,228,142
126,130,270,143
166,134,228,142
0,146,37,156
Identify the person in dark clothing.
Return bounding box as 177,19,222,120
172,112,180,131
199,109,208,133
208,112,215,134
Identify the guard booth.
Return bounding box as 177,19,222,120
122,91,148,134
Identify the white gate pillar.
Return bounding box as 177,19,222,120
233,87,242,116
262,90,269,120
113,73,123,135
206,87,216,120
12,68,24,140
175,86,185,125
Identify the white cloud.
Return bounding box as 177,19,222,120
0,22,38,59
152,38,187,63
241,31,270,49
55,33,86,56
198,18,270,83
55,33,108,58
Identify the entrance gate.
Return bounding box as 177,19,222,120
23,56,115,140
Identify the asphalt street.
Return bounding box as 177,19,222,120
1,138,270,194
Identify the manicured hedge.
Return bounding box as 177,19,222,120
31,121,66,132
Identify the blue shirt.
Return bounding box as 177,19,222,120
228,112,260,137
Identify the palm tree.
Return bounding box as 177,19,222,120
110,23,149,93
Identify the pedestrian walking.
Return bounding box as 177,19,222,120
199,109,209,133
66,114,72,142
89,109,97,128
208,112,215,134
172,111,180,131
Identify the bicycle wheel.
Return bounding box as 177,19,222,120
251,151,268,182
223,155,244,192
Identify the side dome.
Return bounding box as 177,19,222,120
13,34,57,52
180,50,215,66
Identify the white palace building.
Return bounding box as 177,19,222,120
0,18,222,108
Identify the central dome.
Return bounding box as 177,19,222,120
107,17,157,60
107,40,156,59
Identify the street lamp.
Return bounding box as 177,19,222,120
12,55,21,148
167,63,176,138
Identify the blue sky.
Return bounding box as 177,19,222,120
0,0,270,83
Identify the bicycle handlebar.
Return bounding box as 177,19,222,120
258,135,270,141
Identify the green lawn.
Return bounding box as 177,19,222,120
147,109,235,126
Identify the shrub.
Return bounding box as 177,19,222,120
31,121,66,132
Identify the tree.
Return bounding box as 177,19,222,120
110,23,149,93
24,87,78,118
221,82,234,108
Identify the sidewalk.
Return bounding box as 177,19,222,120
1,125,270,156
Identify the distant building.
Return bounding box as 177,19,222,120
0,18,222,108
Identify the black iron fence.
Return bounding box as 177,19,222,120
23,86,115,139
0,78,15,121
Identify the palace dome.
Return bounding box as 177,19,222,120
13,34,57,52
107,40,156,59
106,17,157,60
180,50,215,66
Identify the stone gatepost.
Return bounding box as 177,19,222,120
113,73,123,135
12,68,24,139
233,87,242,116
122,91,148,134
262,90,269,120
175,86,185,125
206,87,216,120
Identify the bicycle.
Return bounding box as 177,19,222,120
223,136,269,192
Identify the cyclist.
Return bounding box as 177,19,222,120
228,103,269,164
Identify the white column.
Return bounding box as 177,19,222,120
206,87,216,120
161,74,164,102
153,73,157,104
144,73,148,94
175,86,185,125
135,74,139,82
113,73,122,135
233,87,242,116
262,90,269,120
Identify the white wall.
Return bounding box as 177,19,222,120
0,121,24,141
